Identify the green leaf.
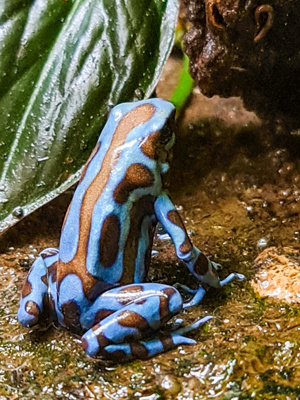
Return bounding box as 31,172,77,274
0,0,178,234
170,53,194,112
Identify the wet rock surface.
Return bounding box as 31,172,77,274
252,247,300,304
1,59,300,399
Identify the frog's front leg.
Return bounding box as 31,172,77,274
80,283,210,361
18,248,58,327
154,192,244,292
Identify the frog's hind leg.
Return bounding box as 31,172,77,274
18,248,58,327
104,315,212,360
80,283,209,361
81,283,181,359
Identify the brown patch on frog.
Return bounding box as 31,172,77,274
159,287,176,321
87,280,116,303
24,301,40,326
194,252,209,276
61,300,83,335
48,261,58,283
104,349,128,361
160,335,174,350
91,325,111,349
113,163,155,205
25,301,39,318
22,280,32,298
41,274,48,286
118,310,149,330
93,309,115,325
116,285,144,306
167,210,193,254
81,338,89,352
121,195,155,284
58,104,155,296
99,214,120,267
130,342,149,359
141,131,160,159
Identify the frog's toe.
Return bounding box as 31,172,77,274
169,316,213,345
219,271,246,287
173,315,213,335
171,334,197,346
212,262,223,271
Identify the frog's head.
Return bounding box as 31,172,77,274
105,99,176,171
135,98,176,168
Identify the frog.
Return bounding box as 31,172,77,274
18,98,244,361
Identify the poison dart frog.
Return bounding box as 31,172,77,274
18,98,244,361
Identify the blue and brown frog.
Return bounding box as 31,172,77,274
18,98,244,361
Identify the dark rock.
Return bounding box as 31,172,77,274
183,0,300,132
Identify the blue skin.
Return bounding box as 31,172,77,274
18,98,244,361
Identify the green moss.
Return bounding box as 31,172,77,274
283,305,299,318
174,358,193,377
262,381,300,396
279,368,294,380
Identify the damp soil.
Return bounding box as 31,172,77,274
1,57,300,399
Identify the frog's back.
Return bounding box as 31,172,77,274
57,99,174,299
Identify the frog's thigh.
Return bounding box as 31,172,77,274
18,248,58,327
81,283,182,358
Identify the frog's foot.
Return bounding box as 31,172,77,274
209,261,245,286
18,248,58,328
85,315,212,361
219,272,245,287
100,335,196,361
182,286,206,309
174,284,206,309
